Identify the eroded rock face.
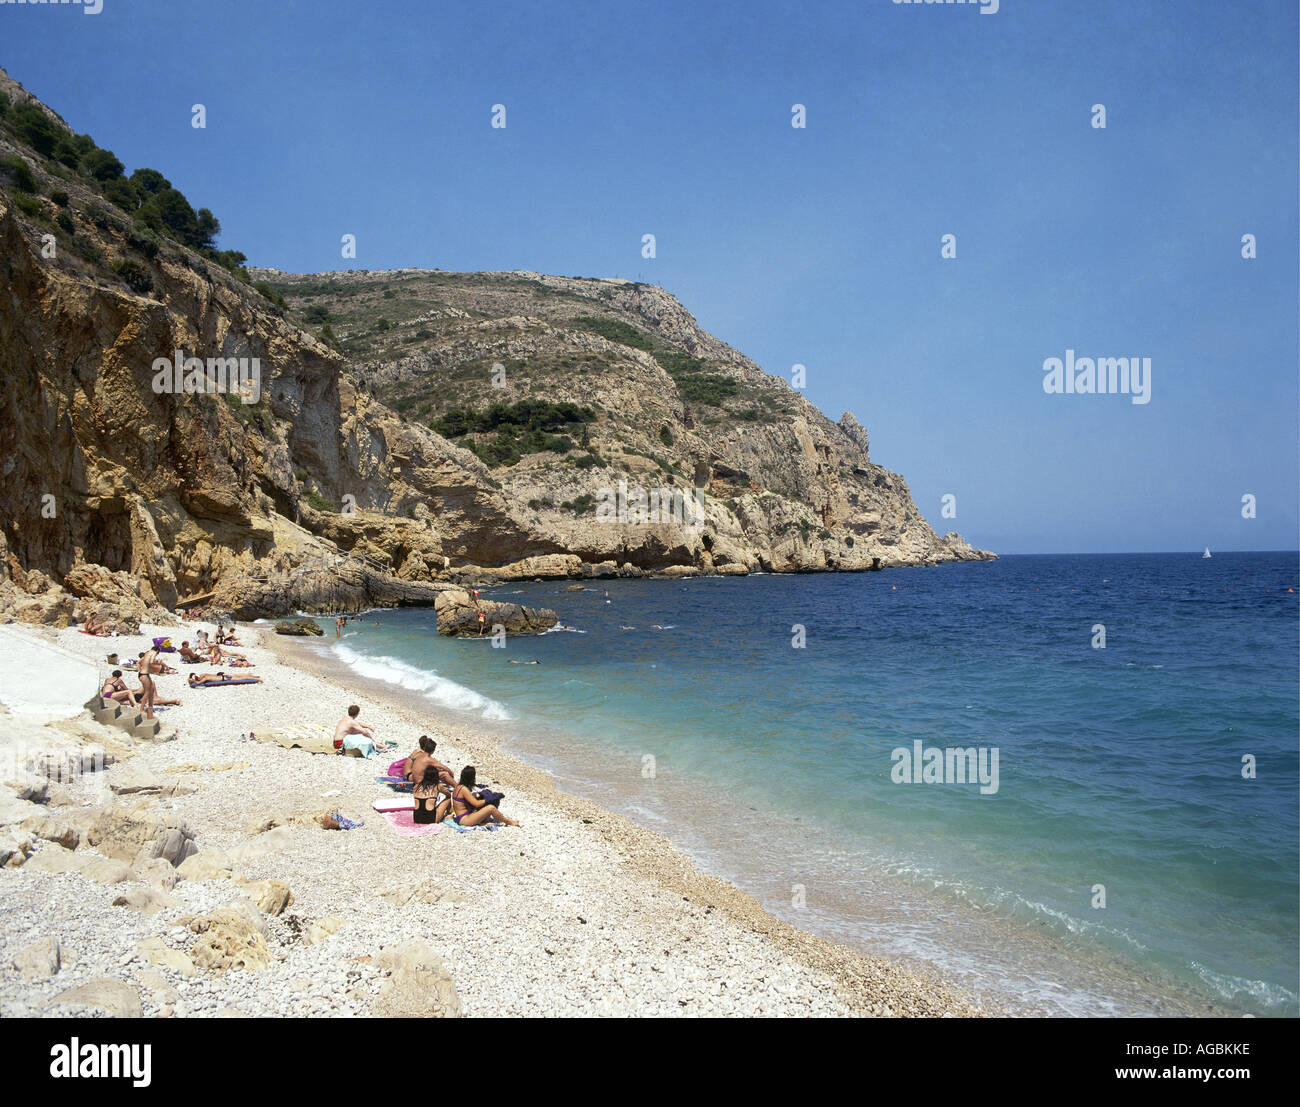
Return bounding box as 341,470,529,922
183,904,275,972
0,78,992,619
85,803,199,868
371,940,460,1018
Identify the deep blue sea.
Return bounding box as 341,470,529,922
312,553,1299,1016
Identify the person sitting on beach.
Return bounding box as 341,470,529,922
404,736,454,787
187,671,262,687
333,704,395,758
412,764,452,824
178,641,203,664
450,765,519,827
83,612,107,636
100,671,136,707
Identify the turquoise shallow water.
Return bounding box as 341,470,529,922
317,553,1299,1016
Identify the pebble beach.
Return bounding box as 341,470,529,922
0,620,984,1018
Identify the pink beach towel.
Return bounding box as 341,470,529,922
382,810,444,837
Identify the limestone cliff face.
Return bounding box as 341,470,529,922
0,73,991,618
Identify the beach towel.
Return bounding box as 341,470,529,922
375,775,414,792
447,819,495,833
343,734,378,758
261,724,337,756
191,676,261,687
381,810,443,837
331,812,364,830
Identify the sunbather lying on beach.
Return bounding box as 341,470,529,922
404,735,455,787
451,765,519,827
188,672,262,687
132,681,182,706
333,704,397,758
412,764,452,824
100,671,136,707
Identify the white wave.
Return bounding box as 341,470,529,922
331,643,512,720
1187,960,1299,1011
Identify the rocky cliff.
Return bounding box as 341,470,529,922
0,69,991,621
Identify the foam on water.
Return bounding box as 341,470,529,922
330,642,512,720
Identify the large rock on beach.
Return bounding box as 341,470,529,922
85,803,199,868
274,617,324,636
12,936,67,980
177,849,234,882
182,905,274,972
0,571,76,626
372,940,461,1018
46,978,142,1018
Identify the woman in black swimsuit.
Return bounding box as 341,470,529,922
412,764,451,824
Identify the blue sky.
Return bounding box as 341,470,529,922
4,0,1296,554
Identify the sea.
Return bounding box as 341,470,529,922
301,552,1299,1017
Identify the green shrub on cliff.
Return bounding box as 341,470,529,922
571,315,654,351
304,489,338,513
9,102,63,156
112,257,153,294
0,155,36,193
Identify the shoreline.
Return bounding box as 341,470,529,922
267,628,990,1016
0,619,986,1017
296,607,1234,1020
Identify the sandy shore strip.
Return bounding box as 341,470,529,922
0,619,986,1017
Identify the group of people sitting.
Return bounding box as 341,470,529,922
330,708,518,827
177,632,253,668
92,621,263,718
404,736,519,828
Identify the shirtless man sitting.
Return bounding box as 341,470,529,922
404,735,454,788
333,705,395,758
178,641,203,664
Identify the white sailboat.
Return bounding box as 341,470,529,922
1202,547,1212,559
